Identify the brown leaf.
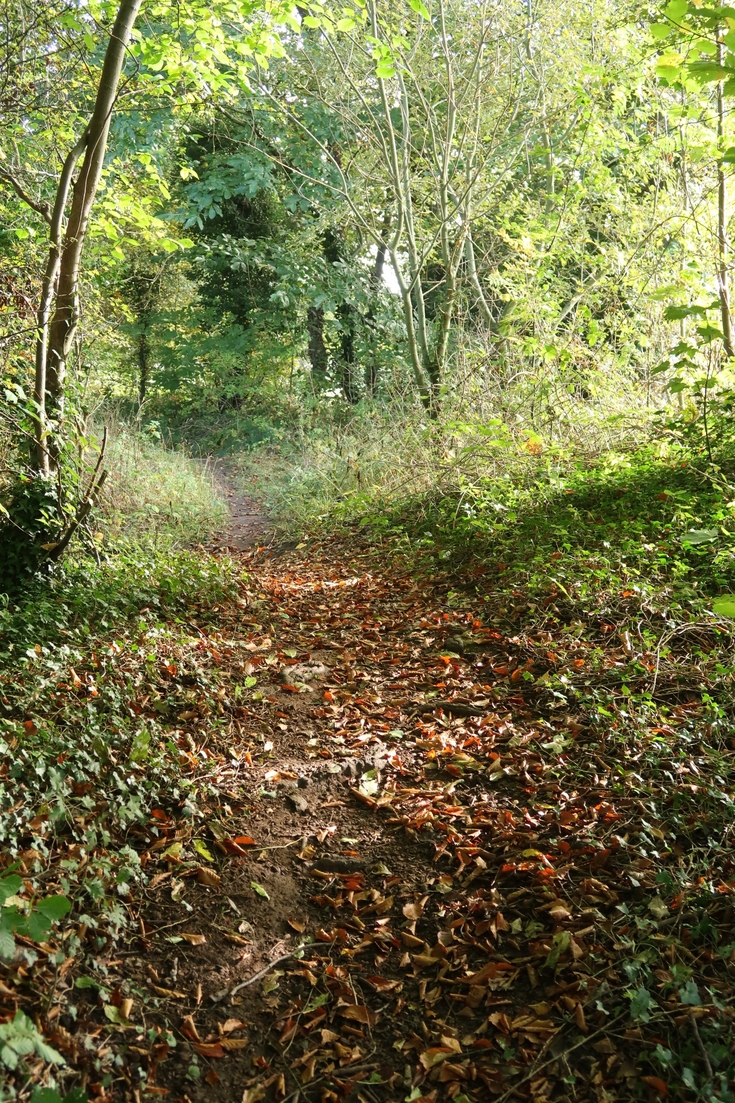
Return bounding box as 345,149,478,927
151,986,187,999
241,1089,266,1103
402,900,424,921
287,916,306,933
221,1018,246,1034
193,1042,226,1058
420,1046,456,1070
574,1003,588,1033
181,1015,201,1043
196,866,221,887
340,1004,375,1025
220,1038,249,1051
180,932,207,945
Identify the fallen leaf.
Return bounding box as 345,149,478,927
180,932,207,945
193,1042,226,1058
221,1018,246,1033
641,1076,669,1096
196,866,221,887
181,1015,201,1043
220,1037,249,1051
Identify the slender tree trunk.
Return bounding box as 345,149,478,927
464,230,493,327
365,211,390,395
336,303,358,403
307,305,328,386
138,328,150,405
717,30,734,359
36,0,143,469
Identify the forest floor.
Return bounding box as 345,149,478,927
3,468,735,1103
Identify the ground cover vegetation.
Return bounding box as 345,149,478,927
4,0,735,1101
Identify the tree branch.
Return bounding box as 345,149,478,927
0,166,52,223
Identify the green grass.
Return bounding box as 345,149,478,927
372,441,735,613
101,425,227,547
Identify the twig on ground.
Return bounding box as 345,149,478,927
689,1010,713,1079
210,942,307,1003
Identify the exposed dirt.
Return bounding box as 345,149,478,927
60,485,734,1103
209,460,272,552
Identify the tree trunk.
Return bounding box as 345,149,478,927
138,328,150,405
337,303,358,403
365,212,390,395
717,30,734,359
307,305,328,386
35,0,143,470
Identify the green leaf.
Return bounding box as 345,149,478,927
650,23,673,40
663,304,708,320
712,595,735,617
629,985,653,1021
0,922,16,959
408,0,430,16
664,0,688,19
679,980,701,1005
193,839,214,862
681,528,719,545
687,61,730,83
544,930,570,969
251,881,270,899
0,876,23,905
35,895,71,922
75,976,98,989
27,911,52,942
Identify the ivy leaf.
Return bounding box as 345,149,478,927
712,595,735,617
679,980,701,1005
629,986,653,1022
193,839,215,862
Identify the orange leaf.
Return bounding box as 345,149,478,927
181,1015,201,1043
193,1042,226,1058
641,1076,668,1096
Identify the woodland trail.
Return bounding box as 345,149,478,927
104,493,735,1103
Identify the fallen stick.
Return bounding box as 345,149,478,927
210,943,307,1003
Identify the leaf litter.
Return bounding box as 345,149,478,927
1,530,735,1102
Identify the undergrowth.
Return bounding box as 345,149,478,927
101,425,227,547
0,427,234,1099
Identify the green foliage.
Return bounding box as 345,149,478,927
0,1012,64,1071
32,1090,87,1103
0,875,70,959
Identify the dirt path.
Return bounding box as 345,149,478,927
5,471,732,1102
208,459,272,552
107,504,715,1103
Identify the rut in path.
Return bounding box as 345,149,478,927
110,523,718,1103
